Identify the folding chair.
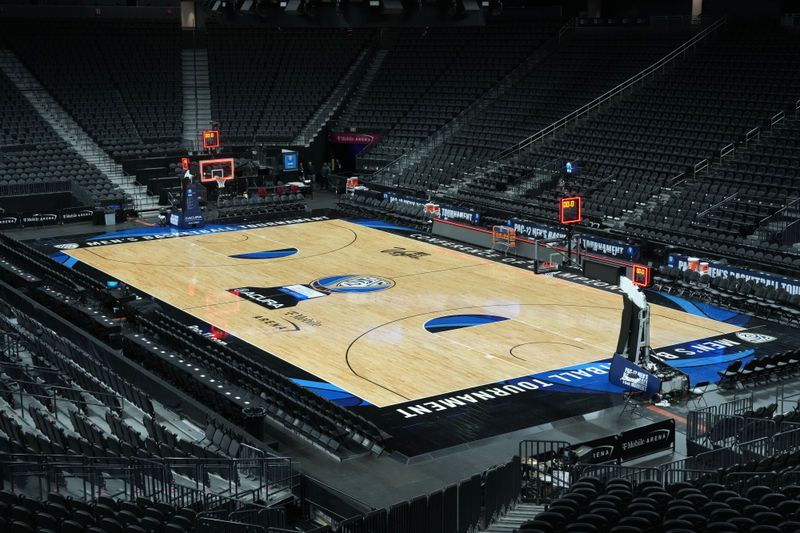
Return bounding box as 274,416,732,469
688,381,710,410
717,359,742,390
619,389,644,419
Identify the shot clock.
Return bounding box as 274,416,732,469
560,196,582,225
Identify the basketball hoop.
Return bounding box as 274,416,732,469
200,159,235,186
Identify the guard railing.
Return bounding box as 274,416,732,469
493,16,728,163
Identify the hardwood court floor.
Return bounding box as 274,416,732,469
66,220,741,407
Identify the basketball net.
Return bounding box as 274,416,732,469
215,177,226,189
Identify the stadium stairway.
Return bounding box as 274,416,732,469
371,21,570,190
477,502,546,533
333,49,389,131
292,48,373,147
758,199,800,247
0,50,159,214
446,21,724,210
182,48,212,149
614,178,686,230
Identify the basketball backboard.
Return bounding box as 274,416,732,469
199,158,235,184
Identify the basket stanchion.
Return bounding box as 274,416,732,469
492,226,517,255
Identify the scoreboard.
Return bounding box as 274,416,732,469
560,196,582,225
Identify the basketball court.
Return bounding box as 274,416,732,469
62,218,741,408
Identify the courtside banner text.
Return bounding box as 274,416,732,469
385,193,480,224
328,132,380,145
668,254,800,295
608,354,661,397
507,218,640,260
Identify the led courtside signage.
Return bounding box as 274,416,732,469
560,196,582,224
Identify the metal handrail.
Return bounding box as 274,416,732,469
3,379,123,422
0,454,296,469
575,464,662,483
493,16,728,162
267,517,328,533
781,470,800,486
296,48,373,147
670,171,686,186
771,111,786,128
366,151,406,178
697,191,738,218
558,16,577,42
724,471,779,492
198,517,266,533
366,17,577,182
0,180,72,197
661,468,717,485
581,173,616,195
719,143,735,162
0,454,298,504
7,378,122,401
693,158,709,177
757,196,800,227
745,126,760,146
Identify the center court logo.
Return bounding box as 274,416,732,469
311,275,395,293
229,275,394,315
